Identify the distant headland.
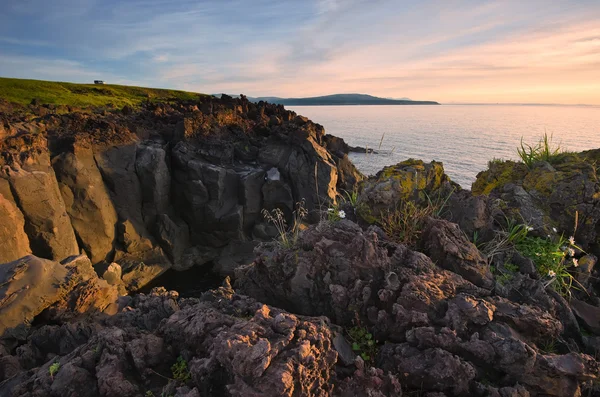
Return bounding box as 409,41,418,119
216,93,440,106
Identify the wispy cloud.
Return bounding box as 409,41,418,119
0,0,599,103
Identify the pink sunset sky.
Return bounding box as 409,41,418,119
1,0,599,104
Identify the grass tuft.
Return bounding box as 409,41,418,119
517,133,563,168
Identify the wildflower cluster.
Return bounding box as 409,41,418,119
515,232,584,297
327,207,346,221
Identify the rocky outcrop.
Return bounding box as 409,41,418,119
0,284,340,397
0,184,30,263
0,255,118,338
472,157,600,253
356,159,457,224
236,220,599,396
3,94,600,397
52,143,118,264
0,97,363,290
1,134,79,260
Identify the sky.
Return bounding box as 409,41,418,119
1,0,599,104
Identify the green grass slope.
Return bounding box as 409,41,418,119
0,77,206,108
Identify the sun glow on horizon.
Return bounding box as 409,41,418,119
0,0,599,104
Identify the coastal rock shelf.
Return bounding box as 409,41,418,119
1,96,600,397
0,95,362,290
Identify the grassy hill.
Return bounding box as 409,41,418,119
0,77,206,108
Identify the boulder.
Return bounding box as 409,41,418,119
3,163,79,261
0,255,118,337
52,144,118,264
0,188,30,263
472,157,600,253
357,159,456,224
421,218,494,289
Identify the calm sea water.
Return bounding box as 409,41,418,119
288,105,600,189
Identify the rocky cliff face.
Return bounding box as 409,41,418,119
0,96,362,290
2,97,600,397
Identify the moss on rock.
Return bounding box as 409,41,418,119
472,160,528,196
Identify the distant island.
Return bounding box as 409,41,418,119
216,93,440,106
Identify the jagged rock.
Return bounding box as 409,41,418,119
380,344,476,395
473,157,600,253
236,219,599,396
0,187,30,263
444,189,496,243
0,287,340,397
236,220,486,329
102,262,122,285
421,218,494,289
336,366,402,397
357,159,457,224
0,255,118,337
52,143,118,264
2,162,79,261
570,298,600,335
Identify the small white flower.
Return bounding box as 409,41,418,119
338,210,346,219
535,253,541,256
569,236,575,245
527,226,534,231
568,248,575,257
573,258,579,267
548,270,556,277
328,208,335,212
547,235,551,238
552,227,557,233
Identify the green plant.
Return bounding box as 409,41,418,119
343,189,359,207
424,187,455,217
347,326,378,364
171,356,191,383
488,157,505,166
539,338,557,354
480,217,530,260
379,200,434,247
517,133,562,168
492,262,519,285
49,362,60,378
515,234,583,297
262,200,308,248
145,392,155,397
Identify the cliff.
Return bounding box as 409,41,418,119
0,94,362,291
1,94,600,397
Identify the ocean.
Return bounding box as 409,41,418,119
287,104,600,189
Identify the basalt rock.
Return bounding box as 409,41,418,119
0,285,341,397
0,255,118,339
356,159,457,224
472,156,600,255
0,97,363,289
235,220,599,396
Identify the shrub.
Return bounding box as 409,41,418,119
171,356,191,383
